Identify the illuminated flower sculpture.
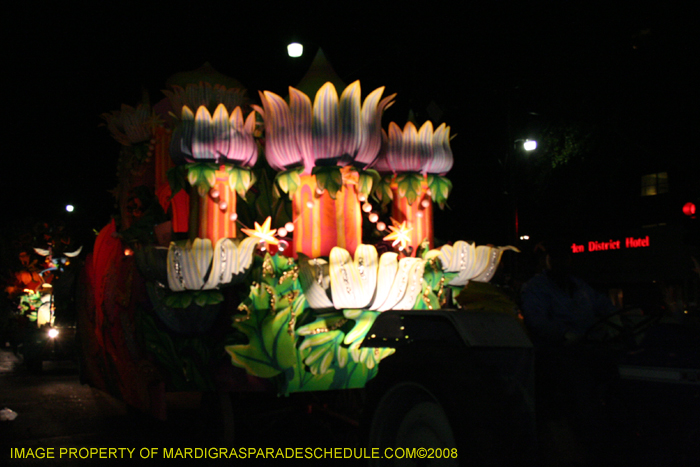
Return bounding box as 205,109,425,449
374,120,454,252
101,103,154,146
169,104,258,243
256,81,394,258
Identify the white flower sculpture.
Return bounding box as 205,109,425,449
439,241,519,286
166,237,258,292
299,242,518,310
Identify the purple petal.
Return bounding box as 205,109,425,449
212,104,231,161
425,123,454,175
289,87,314,173
261,91,302,171
417,121,435,175
312,82,340,164
193,106,217,161
338,81,362,165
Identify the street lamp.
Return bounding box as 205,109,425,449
287,42,303,58
514,138,537,152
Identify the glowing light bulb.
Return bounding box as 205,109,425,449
306,201,314,209
210,189,220,199
287,42,303,58
230,213,238,222
523,140,537,151
421,199,430,208
316,187,325,195
369,213,379,223
285,222,295,232
417,211,423,218
362,203,372,213
377,222,386,231
219,201,228,211
65,205,74,213
358,194,366,202
277,227,287,237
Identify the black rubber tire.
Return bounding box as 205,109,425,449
368,381,458,466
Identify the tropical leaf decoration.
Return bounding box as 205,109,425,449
226,280,299,378
357,168,380,199
166,165,189,197
226,253,303,384
427,174,453,209
226,250,398,395
274,166,304,198
186,162,218,197
225,165,257,199
312,166,343,199
372,174,395,207
395,173,425,206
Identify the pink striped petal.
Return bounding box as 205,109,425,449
289,87,314,172
226,107,257,167
242,110,259,167
212,104,231,160
338,81,362,165
260,90,302,171
417,121,434,175
356,87,395,168
175,106,195,162
312,82,340,164
425,123,454,175
401,122,420,172
193,106,217,161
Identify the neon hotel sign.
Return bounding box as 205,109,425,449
571,235,650,253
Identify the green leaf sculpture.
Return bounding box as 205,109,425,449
312,166,343,199
427,174,453,209
395,173,424,205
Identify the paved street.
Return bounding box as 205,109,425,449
0,348,231,465
2,344,698,466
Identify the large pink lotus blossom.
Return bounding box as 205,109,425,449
170,104,258,167
374,120,453,175
255,81,394,173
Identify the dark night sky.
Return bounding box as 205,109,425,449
3,1,697,245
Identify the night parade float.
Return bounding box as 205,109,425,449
79,57,534,461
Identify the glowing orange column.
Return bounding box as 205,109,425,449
391,179,434,252
292,175,338,258
335,167,362,256
196,169,237,243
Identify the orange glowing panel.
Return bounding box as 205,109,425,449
335,167,362,256
153,126,174,191
197,169,236,243
292,175,338,258
391,181,434,252
170,188,190,233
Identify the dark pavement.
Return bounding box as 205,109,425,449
2,344,698,466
